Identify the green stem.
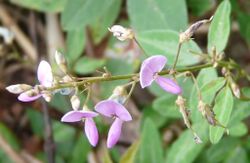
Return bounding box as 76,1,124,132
172,43,182,70
124,81,137,104
45,63,213,92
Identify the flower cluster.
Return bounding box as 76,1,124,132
6,26,184,148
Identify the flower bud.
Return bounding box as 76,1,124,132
230,82,240,98
179,17,213,43
71,95,80,110
108,25,134,41
109,86,127,104
6,84,32,94
55,51,67,73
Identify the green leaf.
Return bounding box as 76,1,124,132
127,0,187,31
198,137,239,163
90,0,121,44
0,123,20,150
153,95,181,118
142,106,169,128
136,119,164,163
165,123,207,163
229,122,248,137
229,99,250,125
26,109,44,138
53,121,76,159
208,0,231,53
137,30,201,66
120,140,140,163
187,0,215,16
66,30,85,66
74,56,106,74
209,86,234,144
238,12,250,44
49,94,71,113
10,0,67,12
69,135,91,163
223,146,248,163
190,77,225,122
61,0,117,30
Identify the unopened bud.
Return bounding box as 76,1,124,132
231,82,240,98
71,95,80,110
108,25,134,41
55,51,67,73
179,16,213,43
109,86,127,104
6,84,32,94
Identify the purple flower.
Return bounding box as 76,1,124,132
139,55,182,94
95,100,132,148
18,60,53,102
61,110,99,146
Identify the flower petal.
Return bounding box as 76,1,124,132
95,100,132,121
37,60,53,87
140,55,167,88
107,118,123,148
61,111,98,122
84,118,99,147
18,93,41,102
155,76,182,94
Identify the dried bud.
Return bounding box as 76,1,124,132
230,82,240,98
176,96,203,143
179,16,213,43
6,84,32,94
108,25,134,41
176,96,191,128
71,95,80,110
200,101,217,126
55,51,67,73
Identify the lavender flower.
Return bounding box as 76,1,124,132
17,60,53,102
61,110,99,146
95,100,132,148
139,55,182,94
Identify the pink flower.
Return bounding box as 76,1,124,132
61,110,99,147
139,55,182,94
18,60,53,102
95,100,132,148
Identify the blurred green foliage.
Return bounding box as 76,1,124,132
6,0,250,163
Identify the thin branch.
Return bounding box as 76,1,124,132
0,133,26,163
41,99,55,163
46,63,213,91
0,5,37,62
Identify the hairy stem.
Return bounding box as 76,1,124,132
172,43,182,70
46,63,213,92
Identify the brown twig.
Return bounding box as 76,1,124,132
41,99,55,163
0,133,26,163
0,5,38,62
